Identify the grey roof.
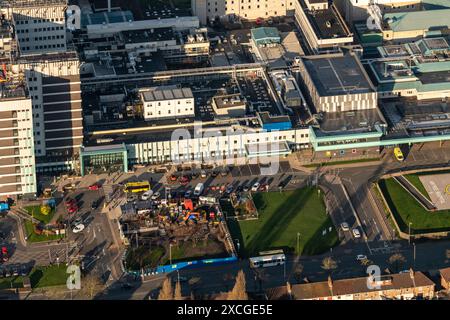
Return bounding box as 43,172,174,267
142,87,194,102
303,53,374,96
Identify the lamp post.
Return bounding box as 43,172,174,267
297,232,301,255
413,242,416,270
169,243,173,265
408,222,412,245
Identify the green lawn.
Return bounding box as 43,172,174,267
227,188,339,257
125,246,165,270
404,174,431,201
30,265,68,288
0,276,23,290
23,221,64,243
24,205,56,224
379,178,450,234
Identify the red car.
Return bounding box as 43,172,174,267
65,199,76,208
169,174,178,182
67,205,78,214
180,176,190,185
88,184,101,191
1,247,8,262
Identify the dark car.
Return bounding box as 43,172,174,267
211,171,219,177
236,185,244,192
91,199,100,210
120,283,134,290
4,268,11,277
12,265,19,276
20,265,30,276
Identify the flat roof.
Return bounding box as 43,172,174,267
383,9,450,32
301,1,351,39
122,27,175,44
318,109,384,133
303,53,374,96
141,87,193,102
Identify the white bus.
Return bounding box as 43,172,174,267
249,250,286,268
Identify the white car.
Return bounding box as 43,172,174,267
340,222,350,231
352,228,361,238
251,182,260,192
72,224,85,234
141,190,154,201
356,254,367,261
151,192,161,200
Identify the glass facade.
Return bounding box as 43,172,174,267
79,144,128,176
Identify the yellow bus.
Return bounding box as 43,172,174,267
123,181,150,193
394,147,404,161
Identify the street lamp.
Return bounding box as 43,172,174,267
169,243,173,265
413,242,416,270
408,222,412,245
297,232,301,255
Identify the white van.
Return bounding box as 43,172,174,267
193,183,204,196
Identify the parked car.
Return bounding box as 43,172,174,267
72,217,83,226
352,228,361,238
141,190,154,201
243,185,250,192
151,192,161,200
226,185,234,194
170,174,178,182
236,185,244,192
20,265,29,276
184,190,193,198
65,199,76,207
91,199,100,210
200,170,207,178
340,222,350,232
1,247,8,262
251,182,261,192
72,224,85,234
211,170,219,177
12,265,19,276
356,254,367,261
259,184,268,191
67,206,78,214
180,176,190,185
88,184,101,191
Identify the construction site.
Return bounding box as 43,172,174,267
119,193,234,271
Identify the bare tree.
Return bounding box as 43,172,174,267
227,270,248,300
388,253,407,273
158,277,174,300
321,257,338,272
80,273,104,299
174,280,182,300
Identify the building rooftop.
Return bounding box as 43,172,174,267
303,53,374,96
141,87,193,102
267,271,434,300
251,27,280,43
212,94,246,109
122,27,175,44
317,109,385,133
383,8,450,32
300,0,351,39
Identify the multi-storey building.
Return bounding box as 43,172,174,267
18,52,83,173
6,0,67,55
140,86,195,121
191,0,296,25
0,75,36,197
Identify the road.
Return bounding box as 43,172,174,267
7,141,450,299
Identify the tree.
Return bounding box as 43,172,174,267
321,257,338,272
388,253,407,273
360,258,373,267
80,273,104,299
227,270,248,300
158,277,173,300
174,280,182,300
40,204,51,216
